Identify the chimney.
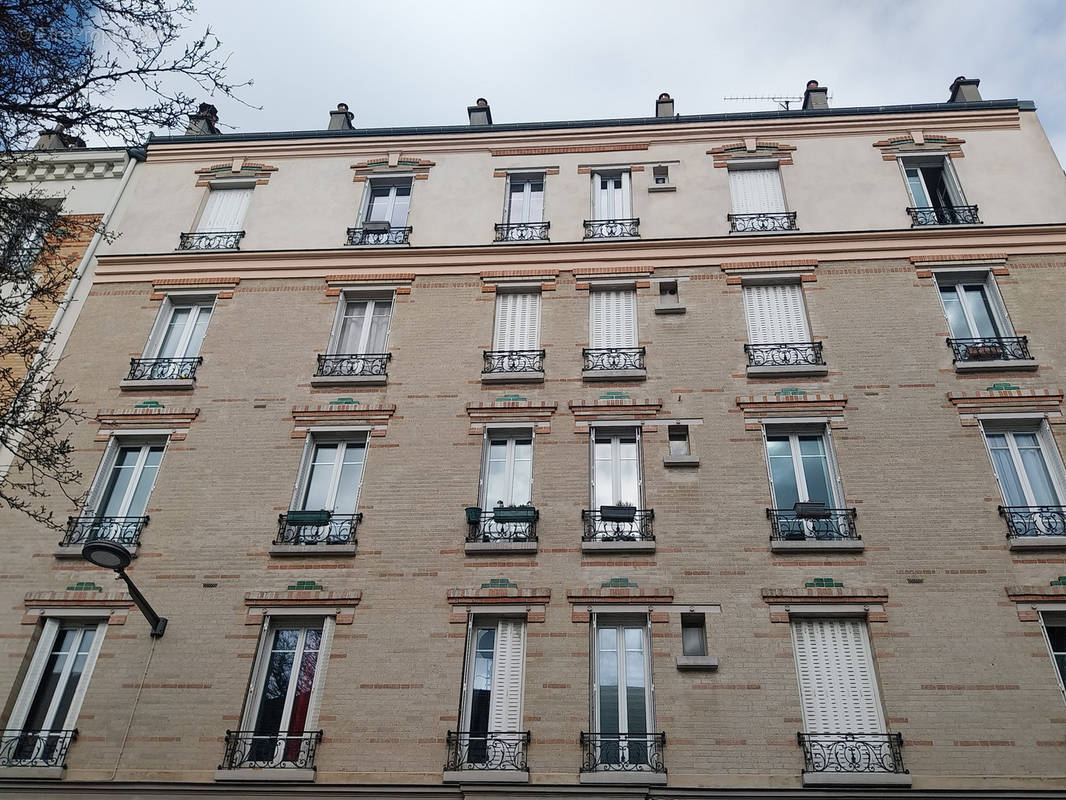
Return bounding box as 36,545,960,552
467,98,492,126
656,92,675,118
948,76,982,103
185,103,220,136
802,80,829,110
328,102,355,130
33,119,86,150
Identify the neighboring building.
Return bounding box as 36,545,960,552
4,79,1066,798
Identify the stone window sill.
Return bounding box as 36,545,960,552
310,374,387,387
802,771,911,788
647,184,676,193
215,767,316,782
676,655,719,671
654,305,686,315
0,766,65,780
954,359,1038,373
663,454,700,468
746,364,828,378
581,539,656,554
770,539,864,553
1008,536,1066,550
269,543,357,557
443,769,529,783
582,368,646,382
579,771,667,785
465,540,538,555
119,378,195,391
481,371,544,385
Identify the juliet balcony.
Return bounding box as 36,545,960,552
56,515,147,558
443,730,530,783
494,221,550,243
465,505,538,554
583,218,639,240
579,732,666,785
481,349,545,383
728,211,798,233
798,732,910,787
947,336,1037,372
907,204,980,226
312,352,391,387
582,347,646,382
216,729,322,781
270,510,362,557
120,356,202,390
999,505,1066,550
582,506,655,553
346,223,411,246
177,230,244,250
767,505,862,552
745,341,827,377
0,729,77,777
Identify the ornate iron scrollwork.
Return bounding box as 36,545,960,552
579,732,666,773
494,222,550,242
998,505,1066,538
316,353,391,378
745,342,824,367
906,205,980,225
126,357,203,381
581,509,655,542
947,336,1032,363
62,516,148,547
178,231,245,250
346,226,412,245
467,509,538,543
0,729,77,767
582,347,645,371
275,512,362,546
728,212,798,233
482,350,545,374
798,732,906,775
218,729,322,769
583,218,639,239
766,508,858,542
445,731,530,771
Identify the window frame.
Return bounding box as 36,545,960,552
502,173,546,224
458,614,528,739
760,422,846,509
590,170,632,219
194,182,254,233
588,285,638,349
932,270,1014,340
477,426,535,509
1039,610,1066,703
589,613,655,738
142,293,216,361
491,288,541,352
83,434,169,518
979,419,1066,508
290,432,369,514
325,291,395,356
897,154,967,209
726,161,788,214
741,280,812,345
358,176,414,228
589,425,644,508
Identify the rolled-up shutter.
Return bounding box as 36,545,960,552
488,619,526,733
743,284,809,344
197,188,253,232
494,292,540,350
729,169,786,214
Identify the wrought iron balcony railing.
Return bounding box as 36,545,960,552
346,225,411,246
0,729,77,768
61,515,148,548
947,336,1032,363
582,508,655,542
316,353,391,379
494,221,550,242
126,356,203,382
583,218,639,239
178,230,245,250
275,511,362,546
467,508,538,543
580,732,666,773
445,730,530,772
999,505,1066,539
482,349,545,375
728,211,798,233
906,205,980,226
219,729,322,770
745,342,825,368
798,732,906,776
582,347,645,372
767,508,858,542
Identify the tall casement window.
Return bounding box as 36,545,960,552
935,272,1032,365
483,290,544,378
132,296,214,381
900,156,978,225
349,178,413,245
505,175,544,225
590,288,637,350
315,294,393,382
230,620,332,769
983,423,1066,541
585,172,637,239
727,166,795,232
197,187,253,232
276,435,368,548
1040,611,1066,700
481,433,533,509
592,427,642,509
742,282,825,373
5,620,106,767
456,618,527,768
586,616,661,771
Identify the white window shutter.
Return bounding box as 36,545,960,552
792,618,884,733
197,188,252,232
619,289,637,346
589,291,607,348
489,619,526,732
493,293,517,350
743,284,809,344
520,293,540,349
1036,423,1066,503
620,172,632,217
729,169,786,214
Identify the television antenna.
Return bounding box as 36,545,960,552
723,93,831,111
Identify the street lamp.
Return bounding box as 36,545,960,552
81,541,168,638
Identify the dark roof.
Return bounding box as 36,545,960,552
147,99,1034,147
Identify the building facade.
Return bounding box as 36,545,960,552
3,79,1066,798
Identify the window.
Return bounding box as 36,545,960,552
458,618,526,764
492,291,540,353
1041,611,1066,699
592,171,632,220
983,424,1066,509
651,166,669,186
196,187,252,233
591,616,655,767
764,427,853,541
791,617,886,734
361,178,411,228
481,432,533,509
901,156,977,224
742,283,810,346
935,272,1017,345
589,288,637,350
728,167,786,215
236,620,331,768
680,614,706,657
668,426,690,457
143,297,213,365
0,201,55,325
329,296,392,356
504,175,544,224
294,436,367,517
6,619,106,766
657,280,680,309
592,427,642,508
86,439,165,520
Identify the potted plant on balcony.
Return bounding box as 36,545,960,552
284,509,332,526
792,501,830,519
964,342,1003,360
493,503,537,523
465,506,483,524
600,502,637,522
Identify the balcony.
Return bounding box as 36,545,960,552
906,204,980,226
582,347,646,382
0,729,77,776
57,515,147,557
744,342,827,377
216,729,321,781
271,511,361,557
999,505,1066,550
947,336,1037,372
120,356,202,390
178,230,244,251
728,211,798,233
443,731,530,783
583,218,639,240
465,506,538,554
798,732,910,787
579,732,666,784
582,507,655,553
345,225,411,246
481,349,545,383
494,221,550,243
312,353,391,387
767,507,861,552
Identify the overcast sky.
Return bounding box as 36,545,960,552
174,0,1066,167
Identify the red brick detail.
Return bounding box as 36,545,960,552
396,287,412,295
291,404,396,436
492,144,649,157
447,587,551,623
915,270,934,279
910,253,1008,264
635,280,651,289
568,586,674,605
1007,585,1066,604
324,273,416,285
350,156,435,180
630,165,645,172
244,590,362,625
95,407,200,441
216,290,234,299
573,266,654,279
725,277,742,285
761,586,889,614
708,141,797,168
481,284,496,293
947,389,1064,416
466,402,557,432
22,592,134,625
193,161,278,184
736,394,846,426
493,171,507,178
545,168,560,175
721,259,817,274
569,398,663,420
481,269,560,281
873,134,966,158
152,277,240,289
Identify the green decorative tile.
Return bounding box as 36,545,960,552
986,382,1020,391
328,397,358,406
601,577,638,588
775,388,806,396
496,394,526,403
287,580,325,591
481,578,518,589
804,577,843,588
66,581,103,592
1051,576,1066,586
599,391,629,400
134,400,163,408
